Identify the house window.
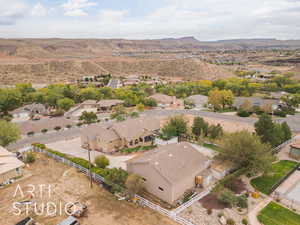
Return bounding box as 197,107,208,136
158,187,164,191
144,136,152,142
129,141,133,146
135,139,139,144
142,177,147,182
139,137,143,142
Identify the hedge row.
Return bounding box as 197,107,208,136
31,143,128,193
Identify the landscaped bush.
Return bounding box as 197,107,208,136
274,110,287,117
218,189,237,207
46,148,68,158
226,218,235,225
237,110,251,117
76,122,83,127
120,145,156,153
66,124,72,129
27,131,34,136
32,143,46,149
70,157,94,169
237,195,248,208
94,155,110,169
242,218,248,225
54,126,61,131
25,152,36,163
41,128,48,133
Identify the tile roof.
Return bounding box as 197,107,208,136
0,146,24,175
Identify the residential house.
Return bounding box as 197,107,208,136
149,94,183,109
0,146,24,184
126,142,212,204
11,103,48,121
233,97,280,112
290,141,300,160
81,117,161,153
66,99,124,117
186,95,208,110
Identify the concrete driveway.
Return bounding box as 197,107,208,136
47,137,135,170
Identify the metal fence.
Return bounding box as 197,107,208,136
31,146,196,225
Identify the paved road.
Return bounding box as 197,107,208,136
143,109,300,133
8,109,300,151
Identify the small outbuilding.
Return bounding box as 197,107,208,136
0,146,25,184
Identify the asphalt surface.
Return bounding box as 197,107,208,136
7,109,300,151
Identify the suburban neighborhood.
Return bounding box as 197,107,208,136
1,2,300,224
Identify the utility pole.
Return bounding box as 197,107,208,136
87,137,93,188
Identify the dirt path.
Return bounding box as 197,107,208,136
248,197,271,225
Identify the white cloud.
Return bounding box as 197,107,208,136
0,0,27,25
31,3,48,17
99,10,128,23
62,0,97,17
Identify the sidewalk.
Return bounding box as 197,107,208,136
248,197,271,225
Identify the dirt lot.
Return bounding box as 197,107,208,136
0,153,177,225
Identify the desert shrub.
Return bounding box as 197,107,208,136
94,155,110,169
66,124,72,129
218,212,224,218
207,208,212,215
76,122,83,127
25,152,36,163
226,218,235,225
237,195,248,208
242,218,248,225
50,109,65,117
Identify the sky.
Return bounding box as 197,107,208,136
0,0,300,40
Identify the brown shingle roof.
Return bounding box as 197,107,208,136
127,142,210,184
0,146,24,174
111,116,160,141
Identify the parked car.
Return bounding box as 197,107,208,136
57,216,80,225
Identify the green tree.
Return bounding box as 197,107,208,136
208,89,234,111
192,117,206,137
281,122,292,141
137,103,145,112
125,174,144,198
79,111,98,124
255,113,275,145
0,120,21,146
57,98,75,111
218,189,238,207
209,124,223,139
79,87,100,101
162,116,187,139
218,130,273,174
0,88,22,115
94,155,110,169
143,98,157,107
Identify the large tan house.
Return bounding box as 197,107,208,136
126,142,212,204
0,146,24,184
81,117,161,153
149,94,183,109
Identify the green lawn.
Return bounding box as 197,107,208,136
257,202,300,225
251,160,298,195
203,143,222,152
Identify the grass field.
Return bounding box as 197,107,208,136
251,160,298,194
257,202,300,225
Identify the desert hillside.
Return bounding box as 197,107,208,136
1,37,300,84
